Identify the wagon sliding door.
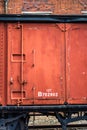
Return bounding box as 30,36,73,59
66,24,87,104
7,23,65,105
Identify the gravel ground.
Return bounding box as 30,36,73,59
29,115,87,130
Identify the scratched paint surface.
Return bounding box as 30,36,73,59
66,24,87,104
2,23,87,105
7,23,65,105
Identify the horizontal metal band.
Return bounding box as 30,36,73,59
0,105,87,112
0,14,87,23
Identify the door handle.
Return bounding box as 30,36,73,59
32,49,35,67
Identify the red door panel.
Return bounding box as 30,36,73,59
66,24,87,104
7,23,65,105
7,24,25,104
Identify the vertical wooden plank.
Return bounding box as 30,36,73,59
66,23,87,104
0,23,6,105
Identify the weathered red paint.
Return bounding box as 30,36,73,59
0,23,87,105
66,24,87,104
7,23,65,105
0,23,6,105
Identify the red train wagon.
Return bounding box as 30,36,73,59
0,15,87,130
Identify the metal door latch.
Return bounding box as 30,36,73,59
21,80,27,86
10,77,14,85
